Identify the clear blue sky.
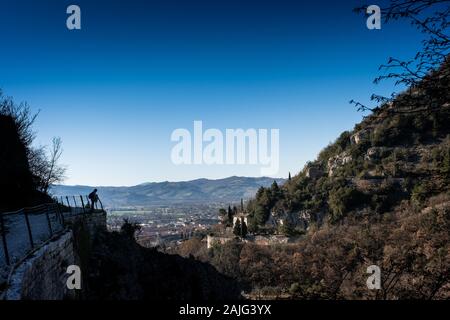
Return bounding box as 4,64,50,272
0,0,423,186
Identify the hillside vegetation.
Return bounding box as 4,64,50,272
0,96,56,211
247,61,450,232
177,61,450,299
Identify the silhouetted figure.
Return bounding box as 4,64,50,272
88,189,99,211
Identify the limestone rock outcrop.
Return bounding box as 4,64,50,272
327,152,352,177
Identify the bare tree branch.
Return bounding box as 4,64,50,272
352,1,450,116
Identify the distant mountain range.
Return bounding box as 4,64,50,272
51,176,285,208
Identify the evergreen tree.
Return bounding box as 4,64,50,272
270,181,282,203
247,214,259,234
255,204,270,226
233,218,241,236
241,220,248,238
256,186,265,199
240,198,244,212
271,180,279,191
288,172,292,181
227,205,233,225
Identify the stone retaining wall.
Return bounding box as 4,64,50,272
3,211,106,300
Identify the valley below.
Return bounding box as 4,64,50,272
51,176,285,248
107,203,222,247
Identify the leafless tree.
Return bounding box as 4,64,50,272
0,90,38,153
28,146,48,185
42,137,66,193
352,0,450,114
1,91,66,194
29,137,66,193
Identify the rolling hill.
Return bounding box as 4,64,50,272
51,176,285,208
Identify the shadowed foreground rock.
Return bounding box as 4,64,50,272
85,230,242,300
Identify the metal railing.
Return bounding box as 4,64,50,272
0,195,103,272
57,194,104,214
0,203,63,271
